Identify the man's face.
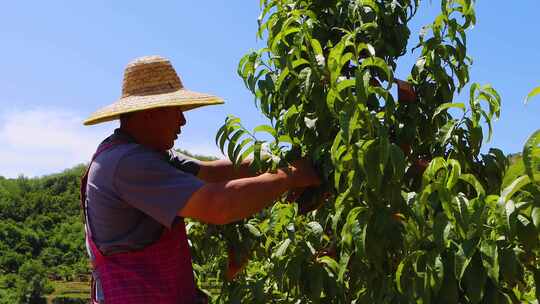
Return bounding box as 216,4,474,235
148,106,186,151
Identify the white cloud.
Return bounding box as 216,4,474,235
0,108,114,178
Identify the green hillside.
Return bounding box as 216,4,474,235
0,149,217,303
0,165,89,303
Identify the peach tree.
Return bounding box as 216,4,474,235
190,0,540,303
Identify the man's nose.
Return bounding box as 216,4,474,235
179,111,186,126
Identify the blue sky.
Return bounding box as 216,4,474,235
0,1,538,177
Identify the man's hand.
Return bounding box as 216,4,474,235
284,160,329,214
285,159,321,202
286,187,304,203
287,159,321,188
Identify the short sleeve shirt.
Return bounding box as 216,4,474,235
86,129,204,255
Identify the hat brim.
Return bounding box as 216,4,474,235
83,89,224,126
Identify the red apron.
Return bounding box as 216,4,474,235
81,140,201,304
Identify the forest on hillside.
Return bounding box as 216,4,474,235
0,165,89,303
0,150,216,303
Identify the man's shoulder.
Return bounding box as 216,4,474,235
109,144,178,181
117,144,168,167
95,142,142,166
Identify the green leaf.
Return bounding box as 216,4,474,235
422,157,446,186
240,145,255,164
283,104,299,130
360,0,380,14
326,88,341,114
499,175,531,203
455,239,478,280
395,251,423,294
433,213,450,248
438,119,457,146
328,37,351,84
279,27,301,46
459,174,486,198
310,38,323,56
361,139,383,191
499,247,520,286
278,134,293,144
330,131,344,161
524,86,540,104
253,124,277,138
433,102,465,118
522,129,540,183
252,141,263,168
227,129,245,162
306,221,323,237
275,67,290,92
341,207,367,249
317,256,339,277
237,52,258,81
360,57,394,87
306,265,324,301
429,255,445,294
419,183,436,210
233,137,253,164
337,253,351,283
356,43,376,57
517,214,540,250
446,159,462,190
292,58,310,69
273,238,291,258
502,156,525,190
219,116,241,153
480,85,501,119
436,251,459,304
533,267,540,303
504,200,525,237
245,223,262,237
388,144,406,181
478,111,492,142
219,130,230,154
532,207,540,230
468,84,501,141
462,252,487,303
336,79,355,92
340,52,354,67
480,241,499,284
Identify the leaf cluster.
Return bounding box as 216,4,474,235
202,0,540,303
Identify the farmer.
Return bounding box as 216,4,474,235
81,55,320,303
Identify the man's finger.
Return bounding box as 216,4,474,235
286,187,304,202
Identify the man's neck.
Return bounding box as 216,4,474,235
119,126,165,153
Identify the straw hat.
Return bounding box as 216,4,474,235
83,55,224,125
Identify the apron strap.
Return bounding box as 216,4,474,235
80,140,127,223
80,139,127,303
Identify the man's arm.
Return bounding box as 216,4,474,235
196,159,255,182
179,160,319,225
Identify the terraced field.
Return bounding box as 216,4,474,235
45,281,89,304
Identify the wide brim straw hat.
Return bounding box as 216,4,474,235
83,55,224,125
